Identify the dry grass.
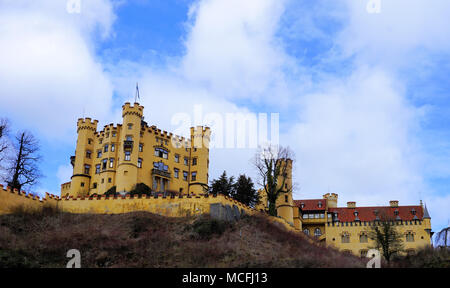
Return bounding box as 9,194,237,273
0,211,366,268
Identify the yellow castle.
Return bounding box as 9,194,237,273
61,102,211,198
256,161,433,256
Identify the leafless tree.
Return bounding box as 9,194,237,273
4,130,42,192
252,145,294,216
0,118,9,162
366,212,404,263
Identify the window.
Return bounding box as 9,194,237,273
88,139,92,145
191,172,197,181
154,147,168,159
314,214,319,219
111,144,115,152
184,157,189,165
108,178,111,183
303,214,309,219
341,233,350,243
97,150,102,158
320,213,325,219
112,132,116,137
101,178,104,184
86,150,91,159
303,229,310,235
104,144,108,152
406,232,415,242
106,132,109,138
125,151,131,161
192,158,197,165
285,195,288,203
153,162,168,171
139,144,143,152
99,139,103,144
128,123,133,130
174,168,179,178
138,158,142,168
126,135,132,141
360,233,368,243
81,182,85,187
360,250,368,258
93,183,97,189
175,154,180,163
95,164,100,174
102,159,107,170
109,158,114,168
153,178,157,190
314,228,322,237
318,201,322,208
183,171,188,181
84,164,90,174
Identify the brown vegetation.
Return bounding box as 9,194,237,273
0,208,367,268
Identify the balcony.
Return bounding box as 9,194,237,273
70,156,75,167
123,140,133,150
152,168,171,179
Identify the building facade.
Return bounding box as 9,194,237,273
61,102,211,197
257,165,432,257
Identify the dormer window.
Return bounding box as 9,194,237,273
354,211,358,216
300,203,305,208
394,210,399,215
318,201,322,208
411,208,416,215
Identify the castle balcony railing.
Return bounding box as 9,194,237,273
151,168,171,179
70,156,75,167
123,140,134,150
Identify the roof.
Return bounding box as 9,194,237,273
294,199,327,211
328,205,425,222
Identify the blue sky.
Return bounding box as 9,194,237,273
0,0,449,234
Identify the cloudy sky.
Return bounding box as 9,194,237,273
0,0,449,233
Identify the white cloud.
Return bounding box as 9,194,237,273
0,0,116,141
56,164,73,185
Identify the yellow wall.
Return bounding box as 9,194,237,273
0,184,59,214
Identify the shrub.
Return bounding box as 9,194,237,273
129,183,152,197
191,217,230,240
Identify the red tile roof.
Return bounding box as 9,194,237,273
328,205,424,222
294,199,327,211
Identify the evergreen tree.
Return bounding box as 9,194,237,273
209,171,234,197
232,174,259,207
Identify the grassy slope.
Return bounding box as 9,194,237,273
0,210,366,268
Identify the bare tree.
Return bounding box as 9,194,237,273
366,212,404,263
0,118,9,162
252,145,294,216
4,130,42,192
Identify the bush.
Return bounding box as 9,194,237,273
129,183,152,197
191,217,230,240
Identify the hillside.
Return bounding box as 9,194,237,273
0,208,367,268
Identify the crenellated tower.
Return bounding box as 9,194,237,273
69,118,98,197
275,158,294,226
189,126,211,194
116,102,144,193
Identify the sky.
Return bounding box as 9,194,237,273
0,0,449,234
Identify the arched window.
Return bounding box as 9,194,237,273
314,228,322,237
406,232,415,242
360,249,368,258
341,232,350,243
359,233,368,243
303,229,310,235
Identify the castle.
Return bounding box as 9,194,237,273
61,102,211,197
0,101,432,258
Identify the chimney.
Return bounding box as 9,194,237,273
347,201,356,208
389,200,399,207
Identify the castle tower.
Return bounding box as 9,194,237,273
69,118,98,197
188,126,211,194
276,158,294,226
116,102,144,193
323,193,338,208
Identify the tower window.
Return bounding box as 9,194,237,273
154,147,168,159
192,157,197,165
184,157,189,165
104,144,108,152
174,154,180,163
111,144,115,152
88,139,92,145
102,159,107,170
139,144,143,152
84,164,90,174
314,228,322,237
285,195,288,203
95,164,100,174
191,172,197,181
97,150,102,158
126,135,132,141
128,123,133,130
86,150,91,159
93,183,97,189
183,171,188,181
112,132,116,137
138,158,142,168
81,182,85,187
125,151,131,161
174,168,179,178
109,158,114,168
